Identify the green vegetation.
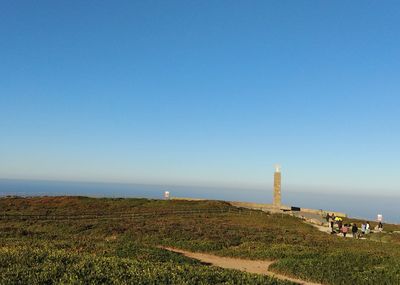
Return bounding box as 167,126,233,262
1,196,400,284
1,245,289,285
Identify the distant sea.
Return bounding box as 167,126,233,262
0,179,398,224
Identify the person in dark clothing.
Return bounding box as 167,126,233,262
326,213,331,223
330,214,335,232
352,223,358,238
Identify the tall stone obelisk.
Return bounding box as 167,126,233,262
273,165,281,207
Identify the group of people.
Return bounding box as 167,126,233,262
326,213,384,238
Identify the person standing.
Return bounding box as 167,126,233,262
326,213,331,223
338,219,343,232
328,214,334,233
342,224,349,238
361,223,366,235
378,222,384,232
365,222,371,234
352,223,358,238
327,213,332,230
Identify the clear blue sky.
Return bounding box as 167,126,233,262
1,1,400,195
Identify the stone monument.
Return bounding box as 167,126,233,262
273,165,281,207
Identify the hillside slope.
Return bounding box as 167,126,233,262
1,196,399,284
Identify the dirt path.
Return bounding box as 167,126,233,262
163,247,322,285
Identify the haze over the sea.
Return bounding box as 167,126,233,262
1,1,399,215
1,179,398,224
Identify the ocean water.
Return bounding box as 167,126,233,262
0,179,398,223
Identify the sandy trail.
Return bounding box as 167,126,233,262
163,247,322,285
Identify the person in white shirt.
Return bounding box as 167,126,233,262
365,222,371,234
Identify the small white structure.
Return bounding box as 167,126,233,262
377,214,383,222
164,191,170,200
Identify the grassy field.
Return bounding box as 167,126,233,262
1,196,400,284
